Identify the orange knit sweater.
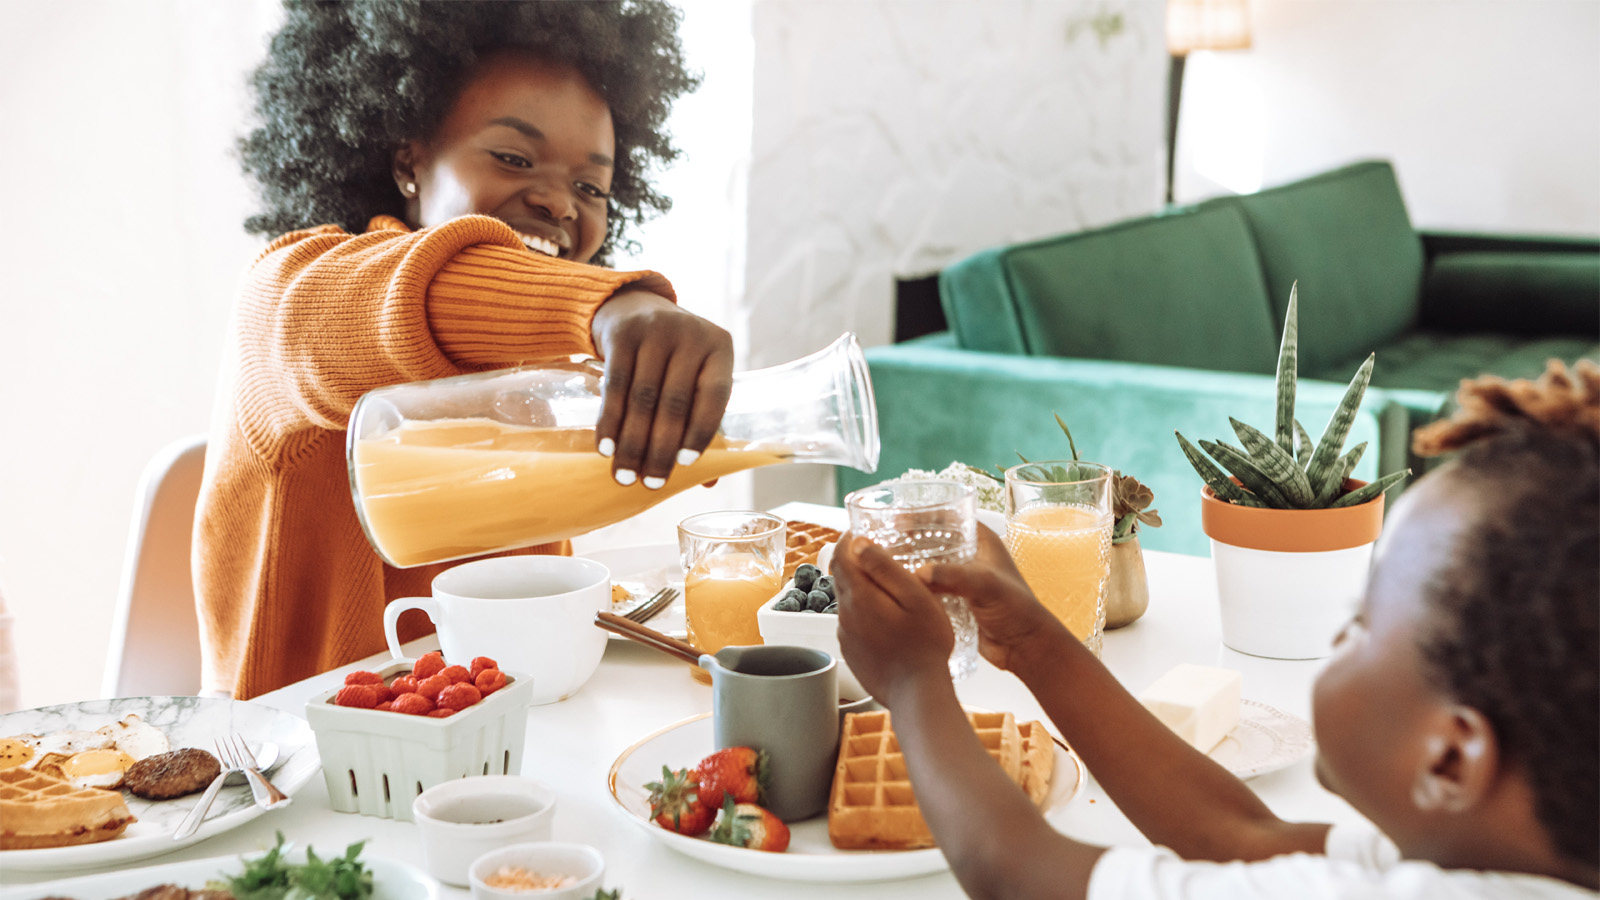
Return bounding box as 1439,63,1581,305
194,214,670,699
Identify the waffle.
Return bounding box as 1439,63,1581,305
0,767,134,850
829,709,1041,850
1017,720,1057,807
784,520,841,580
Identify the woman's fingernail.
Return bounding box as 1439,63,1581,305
598,438,615,458
614,468,637,486
643,476,666,490
676,448,700,467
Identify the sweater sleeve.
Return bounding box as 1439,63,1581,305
234,214,669,459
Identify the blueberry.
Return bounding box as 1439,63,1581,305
800,607,818,614
806,590,832,612
794,564,821,593
814,575,835,599
783,588,809,606
774,595,802,613
822,603,839,615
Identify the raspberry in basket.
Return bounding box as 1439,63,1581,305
334,684,380,709
417,673,453,701
345,670,384,686
438,683,482,711
413,651,446,680
475,669,508,696
441,664,471,684
391,692,434,715
469,656,499,680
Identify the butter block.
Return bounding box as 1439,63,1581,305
1137,663,1241,753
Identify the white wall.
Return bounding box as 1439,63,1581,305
743,0,1169,508
1176,0,1600,234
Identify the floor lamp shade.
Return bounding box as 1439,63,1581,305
1167,0,1253,55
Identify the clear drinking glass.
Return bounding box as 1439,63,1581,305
844,480,979,682
347,332,878,568
1002,461,1114,657
678,511,787,686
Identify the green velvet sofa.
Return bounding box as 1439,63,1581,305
840,160,1599,556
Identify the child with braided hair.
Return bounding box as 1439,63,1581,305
834,359,1599,899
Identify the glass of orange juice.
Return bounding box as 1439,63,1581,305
1003,461,1114,656
678,511,786,685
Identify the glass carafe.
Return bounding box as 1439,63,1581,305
347,332,879,568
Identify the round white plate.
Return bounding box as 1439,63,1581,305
580,543,687,640
1209,699,1315,779
0,846,439,900
0,696,319,872
607,712,1084,883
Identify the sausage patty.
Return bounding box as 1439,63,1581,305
123,748,222,800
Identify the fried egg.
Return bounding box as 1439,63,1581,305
0,737,34,771
97,714,170,760
59,748,137,790
29,729,115,761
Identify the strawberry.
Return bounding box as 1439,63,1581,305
694,746,768,809
708,796,790,852
644,766,715,836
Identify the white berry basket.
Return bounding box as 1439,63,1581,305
304,659,533,821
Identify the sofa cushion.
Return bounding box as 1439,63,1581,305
939,206,1280,374
1204,161,1425,376
1309,331,1600,395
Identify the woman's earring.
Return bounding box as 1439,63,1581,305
404,182,416,196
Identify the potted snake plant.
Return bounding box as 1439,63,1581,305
1174,284,1408,659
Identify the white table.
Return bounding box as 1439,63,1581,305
4,503,1368,894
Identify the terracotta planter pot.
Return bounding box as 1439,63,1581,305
1200,480,1385,659
1104,538,1150,629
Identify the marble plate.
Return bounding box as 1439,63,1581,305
0,696,318,871
1209,699,1316,780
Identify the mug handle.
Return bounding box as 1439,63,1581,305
383,596,441,660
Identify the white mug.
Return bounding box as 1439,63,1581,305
383,556,611,705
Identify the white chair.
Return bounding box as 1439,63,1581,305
103,435,208,698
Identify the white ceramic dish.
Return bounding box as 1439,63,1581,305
1210,699,1315,779
0,846,440,900
579,543,687,639
606,712,1084,883
470,842,605,900
0,696,318,872
413,775,557,887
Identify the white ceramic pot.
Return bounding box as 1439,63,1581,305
1200,481,1385,660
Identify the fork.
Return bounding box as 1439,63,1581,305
219,734,292,811
624,586,679,625
172,738,236,840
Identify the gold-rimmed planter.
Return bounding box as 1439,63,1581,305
1200,480,1385,660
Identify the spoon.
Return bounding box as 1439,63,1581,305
222,741,278,786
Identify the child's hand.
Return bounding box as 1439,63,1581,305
833,535,957,708
919,525,1066,673
590,288,734,488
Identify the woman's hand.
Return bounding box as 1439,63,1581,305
920,524,1067,673
833,535,956,709
590,288,733,487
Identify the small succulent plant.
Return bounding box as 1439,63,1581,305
1175,283,1409,510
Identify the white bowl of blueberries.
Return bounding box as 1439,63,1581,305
756,559,867,700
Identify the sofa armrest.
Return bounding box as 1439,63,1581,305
1419,230,1600,259
1420,245,1600,337
846,343,1399,557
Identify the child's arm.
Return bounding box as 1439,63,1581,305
835,537,1105,900
837,529,1331,872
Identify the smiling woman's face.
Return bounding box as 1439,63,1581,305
394,51,615,264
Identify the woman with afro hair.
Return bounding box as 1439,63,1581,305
197,0,730,698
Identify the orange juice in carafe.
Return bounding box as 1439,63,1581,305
353,420,789,568
347,333,880,568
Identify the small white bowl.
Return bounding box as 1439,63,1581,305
412,775,557,887
470,842,605,900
